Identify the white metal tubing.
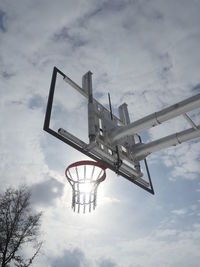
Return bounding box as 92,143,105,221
82,71,93,96
84,72,96,141
119,103,131,124
64,76,88,98
133,126,200,160
118,103,135,146
110,93,200,142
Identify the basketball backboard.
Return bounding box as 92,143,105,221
43,67,154,194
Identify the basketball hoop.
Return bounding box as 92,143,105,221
65,160,106,213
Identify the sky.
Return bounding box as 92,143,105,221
0,0,200,266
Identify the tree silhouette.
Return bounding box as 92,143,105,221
0,186,42,267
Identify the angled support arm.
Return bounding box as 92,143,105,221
133,125,200,160
109,93,200,142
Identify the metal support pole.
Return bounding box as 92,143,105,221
119,103,131,125
118,103,135,145
133,125,200,160
110,93,200,142
82,71,96,142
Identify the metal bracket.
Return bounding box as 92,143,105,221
183,113,198,130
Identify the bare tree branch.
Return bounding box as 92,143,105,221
0,186,43,267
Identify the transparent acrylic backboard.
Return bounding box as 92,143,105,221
43,67,154,194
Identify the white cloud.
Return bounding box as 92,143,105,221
171,208,187,216
30,177,64,207
115,224,200,267
0,101,49,190
101,196,121,205
50,248,88,267
98,257,119,267
155,228,177,237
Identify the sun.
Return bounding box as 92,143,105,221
65,160,106,213
79,181,94,194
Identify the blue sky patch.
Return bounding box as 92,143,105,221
28,94,44,109
53,27,88,49
2,71,15,79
